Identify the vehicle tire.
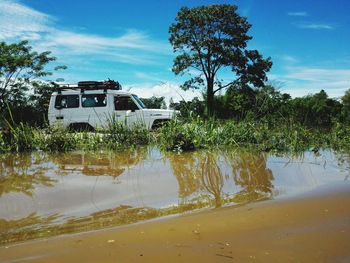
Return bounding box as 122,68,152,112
68,123,95,132
151,119,169,130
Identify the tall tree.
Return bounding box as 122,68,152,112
0,40,56,113
169,4,272,116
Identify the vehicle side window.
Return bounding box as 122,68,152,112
82,94,107,107
55,95,79,109
114,96,139,111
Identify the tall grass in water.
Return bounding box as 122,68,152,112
1,111,349,153
0,123,78,153
38,125,78,152
101,115,151,150
157,117,346,153
328,123,350,151
1,122,37,152
1,107,38,152
0,110,154,153
157,116,221,152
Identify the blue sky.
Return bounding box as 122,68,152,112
0,0,349,102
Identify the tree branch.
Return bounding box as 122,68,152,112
213,81,233,94
213,76,242,94
196,48,209,80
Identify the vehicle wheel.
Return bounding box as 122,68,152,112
68,123,95,132
151,119,169,130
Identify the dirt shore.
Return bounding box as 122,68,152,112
1,183,349,263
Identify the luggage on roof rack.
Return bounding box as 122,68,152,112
55,79,122,94
78,80,121,90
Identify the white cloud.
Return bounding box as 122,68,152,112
294,22,335,30
134,72,167,82
274,67,350,98
33,29,170,65
287,11,308,17
41,29,169,54
281,55,298,64
128,82,202,105
285,67,350,82
0,0,170,65
0,0,52,40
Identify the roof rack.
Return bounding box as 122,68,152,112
54,79,122,94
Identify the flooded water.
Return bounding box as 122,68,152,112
0,147,349,245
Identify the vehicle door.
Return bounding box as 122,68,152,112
53,94,80,126
80,93,108,127
113,95,143,127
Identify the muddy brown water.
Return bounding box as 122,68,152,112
0,148,349,245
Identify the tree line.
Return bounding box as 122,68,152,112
170,86,350,128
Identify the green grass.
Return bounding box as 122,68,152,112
1,117,349,154
156,118,350,153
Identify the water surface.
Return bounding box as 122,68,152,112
0,147,348,244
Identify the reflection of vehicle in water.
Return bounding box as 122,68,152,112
53,149,147,178
48,80,178,130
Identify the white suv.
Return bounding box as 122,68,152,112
48,80,177,130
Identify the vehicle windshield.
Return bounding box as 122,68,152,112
132,94,146,109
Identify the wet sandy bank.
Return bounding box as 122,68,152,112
1,183,349,263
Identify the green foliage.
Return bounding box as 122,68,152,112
141,96,167,109
213,84,291,121
39,126,77,152
0,40,65,126
157,116,221,152
2,107,37,152
1,117,350,154
169,97,205,118
289,90,342,127
102,116,151,150
0,40,55,112
29,81,57,126
341,89,350,123
329,122,350,150
169,4,272,115
342,89,350,110
156,117,350,153
174,85,343,129
1,122,37,152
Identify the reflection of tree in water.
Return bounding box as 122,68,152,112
0,153,56,197
0,149,273,245
168,149,274,208
198,153,224,207
167,151,200,199
51,148,147,178
0,149,149,245
167,151,224,207
224,150,274,202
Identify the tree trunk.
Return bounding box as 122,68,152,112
207,78,214,117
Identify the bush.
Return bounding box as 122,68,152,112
102,117,151,150
39,126,77,152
